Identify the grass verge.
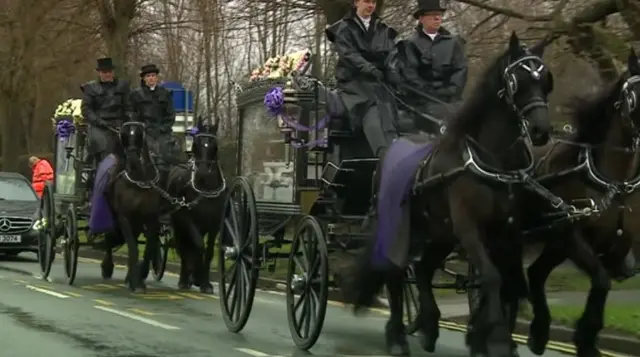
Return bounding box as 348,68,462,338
520,303,640,339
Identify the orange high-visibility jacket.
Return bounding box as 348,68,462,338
32,159,54,198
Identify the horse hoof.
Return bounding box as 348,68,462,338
386,342,410,356
130,284,146,293
101,263,114,279
140,269,150,281
419,332,438,353
178,282,191,290
511,346,520,357
200,284,214,295
576,347,601,357
527,336,546,355
487,341,512,357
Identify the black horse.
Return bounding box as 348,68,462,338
342,32,554,357
102,121,166,292
524,49,640,357
163,119,226,294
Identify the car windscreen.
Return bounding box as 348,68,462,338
0,178,37,201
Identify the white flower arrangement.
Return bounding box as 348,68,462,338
52,98,84,125
250,49,311,82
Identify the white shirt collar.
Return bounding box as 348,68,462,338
148,86,156,91
357,15,371,29
423,29,438,40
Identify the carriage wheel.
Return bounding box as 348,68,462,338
218,176,259,333
286,215,329,350
152,225,172,281
38,182,56,280
62,204,79,285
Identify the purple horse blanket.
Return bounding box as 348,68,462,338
372,137,433,267
88,154,116,234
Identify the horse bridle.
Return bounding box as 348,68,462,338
498,54,549,134
615,74,640,149
189,132,227,199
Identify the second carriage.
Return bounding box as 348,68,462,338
217,51,480,350
37,98,174,285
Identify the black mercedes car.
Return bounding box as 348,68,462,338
0,172,40,257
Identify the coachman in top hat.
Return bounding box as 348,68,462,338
392,0,468,132
81,57,132,163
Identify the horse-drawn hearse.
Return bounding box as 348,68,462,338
219,38,640,357
216,49,487,350
37,98,173,285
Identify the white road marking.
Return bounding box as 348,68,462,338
25,285,70,298
93,305,181,330
234,348,277,357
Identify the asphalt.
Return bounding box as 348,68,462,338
0,253,621,357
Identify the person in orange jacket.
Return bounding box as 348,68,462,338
29,156,54,198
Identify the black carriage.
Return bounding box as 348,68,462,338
37,101,173,285
218,57,481,350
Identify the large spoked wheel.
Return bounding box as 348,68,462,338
63,204,79,285
286,215,329,350
152,225,172,281
218,176,259,333
38,182,56,280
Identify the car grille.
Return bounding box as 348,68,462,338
0,217,33,234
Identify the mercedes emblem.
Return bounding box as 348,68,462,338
0,218,11,232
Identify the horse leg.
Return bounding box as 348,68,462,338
566,230,610,357
453,223,509,357
497,241,527,357
199,222,220,294
140,220,161,285
526,241,566,355
117,213,145,292
416,242,454,353
385,267,410,356
139,227,153,281
101,233,115,279
172,219,192,290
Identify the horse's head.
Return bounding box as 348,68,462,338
617,49,640,136
498,32,554,146
189,116,225,195
192,117,219,170
119,121,147,172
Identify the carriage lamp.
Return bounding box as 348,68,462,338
277,114,293,133
65,146,74,159
184,134,194,153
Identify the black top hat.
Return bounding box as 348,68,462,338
139,64,160,77
96,57,115,71
413,0,446,19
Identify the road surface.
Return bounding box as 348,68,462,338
0,253,598,357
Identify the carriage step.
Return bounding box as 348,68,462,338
329,130,353,138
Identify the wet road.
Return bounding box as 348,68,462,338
0,253,600,357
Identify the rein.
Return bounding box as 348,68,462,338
526,75,640,233
409,53,593,221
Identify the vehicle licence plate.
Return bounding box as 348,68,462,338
0,235,21,243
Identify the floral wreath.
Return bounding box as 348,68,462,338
52,98,83,141
249,49,311,82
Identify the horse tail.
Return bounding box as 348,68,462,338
341,238,388,314
339,150,389,314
